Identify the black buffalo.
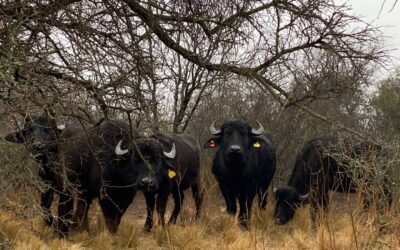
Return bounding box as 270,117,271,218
205,120,276,229
55,120,139,236
273,136,392,225
4,114,65,225
119,133,203,232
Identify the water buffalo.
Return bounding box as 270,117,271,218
117,133,202,232
4,114,65,225
204,120,276,229
273,136,392,226
55,120,139,236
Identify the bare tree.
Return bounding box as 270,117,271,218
122,0,386,137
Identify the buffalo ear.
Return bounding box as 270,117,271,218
4,131,24,143
248,136,263,149
204,137,219,148
163,159,178,179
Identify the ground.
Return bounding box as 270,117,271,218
1,188,399,250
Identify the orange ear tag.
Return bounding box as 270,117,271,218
253,141,261,148
209,140,216,148
168,169,177,179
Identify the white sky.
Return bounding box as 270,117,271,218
337,0,400,77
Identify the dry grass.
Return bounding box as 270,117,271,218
1,190,400,250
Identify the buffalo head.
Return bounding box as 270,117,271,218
116,137,176,193
273,186,309,225
5,114,65,151
204,120,265,164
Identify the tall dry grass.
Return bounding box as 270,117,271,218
1,189,400,250
1,142,400,249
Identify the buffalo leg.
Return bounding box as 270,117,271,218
222,192,237,216
56,191,74,237
38,166,55,226
217,179,237,215
169,189,184,225
73,195,92,232
310,192,329,230
156,192,169,227
103,213,122,234
40,188,54,226
99,188,134,234
143,192,155,232
310,202,318,231
99,199,123,234
382,188,393,211
238,193,254,230
191,183,203,220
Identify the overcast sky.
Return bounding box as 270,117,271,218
337,0,400,76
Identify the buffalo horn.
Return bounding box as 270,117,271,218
251,121,264,135
163,143,176,159
299,193,309,201
115,140,129,155
210,121,221,135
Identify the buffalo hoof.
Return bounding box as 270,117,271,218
239,221,250,230
53,219,72,238
143,225,152,233
274,218,286,225
54,227,69,238
168,218,177,225
44,216,54,226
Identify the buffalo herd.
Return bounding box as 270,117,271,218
3,114,393,237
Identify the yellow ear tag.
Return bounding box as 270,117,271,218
253,141,261,148
168,169,177,179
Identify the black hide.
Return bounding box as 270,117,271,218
273,137,392,225
205,120,276,229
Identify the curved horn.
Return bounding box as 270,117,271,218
298,192,309,201
210,121,221,135
115,140,129,155
251,121,264,135
57,124,66,130
163,143,176,159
